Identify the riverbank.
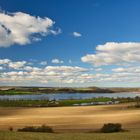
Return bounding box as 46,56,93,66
0,97,139,107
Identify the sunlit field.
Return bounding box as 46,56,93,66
0,103,139,132
0,129,140,140
0,103,140,140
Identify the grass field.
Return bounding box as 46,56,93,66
0,103,139,132
0,103,139,139
0,97,138,107
0,130,140,140
0,97,113,107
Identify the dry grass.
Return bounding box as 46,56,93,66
0,103,139,132
0,130,140,140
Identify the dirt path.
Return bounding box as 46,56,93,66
0,104,139,132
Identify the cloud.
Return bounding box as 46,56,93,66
0,59,88,85
50,28,62,35
40,61,47,65
8,61,27,69
0,66,3,70
95,68,102,71
52,59,64,64
112,66,140,73
72,32,82,37
0,11,59,47
1,58,140,86
44,66,87,73
0,59,27,69
69,59,72,64
112,67,127,73
81,42,140,66
0,59,11,64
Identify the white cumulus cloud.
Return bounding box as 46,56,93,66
0,11,59,47
81,42,140,66
52,59,64,64
1,58,140,86
0,59,89,86
40,61,47,65
8,61,27,69
72,32,82,37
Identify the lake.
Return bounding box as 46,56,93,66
0,92,139,100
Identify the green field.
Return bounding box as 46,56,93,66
0,86,120,95
0,90,35,95
0,97,138,107
0,131,140,140
1,86,140,95
0,98,112,107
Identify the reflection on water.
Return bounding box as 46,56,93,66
0,92,139,100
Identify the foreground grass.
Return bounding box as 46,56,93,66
0,131,140,140
0,104,139,139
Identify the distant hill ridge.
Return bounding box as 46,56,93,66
0,86,140,93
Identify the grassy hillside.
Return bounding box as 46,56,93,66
0,87,114,95
0,86,140,95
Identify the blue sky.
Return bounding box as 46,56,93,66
0,0,140,87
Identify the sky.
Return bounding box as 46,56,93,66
1,0,140,87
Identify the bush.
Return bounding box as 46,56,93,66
18,126,36,132
36,125,53,133
135,104,140,108
100,123,123,133
18,125,53,133
9,127,13,131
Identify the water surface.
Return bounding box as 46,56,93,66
0,92,139,100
